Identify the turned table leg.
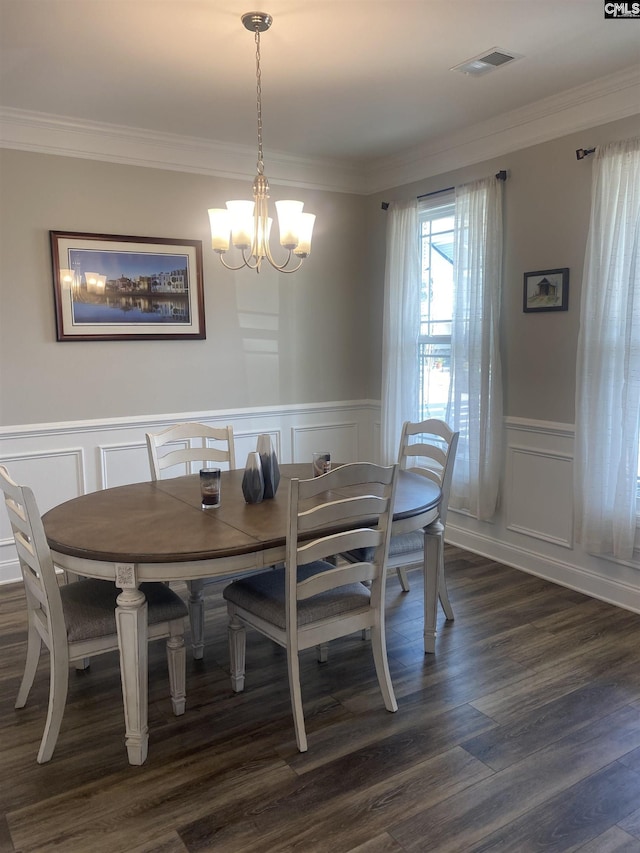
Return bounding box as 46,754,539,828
115,564,148,765
187,579,205,660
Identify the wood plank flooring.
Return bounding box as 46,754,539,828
2,547,640,852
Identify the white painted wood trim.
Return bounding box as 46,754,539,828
1,67,638,195
447,524,640,615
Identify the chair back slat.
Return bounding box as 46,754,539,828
402,442,447,469
297,559,379,600
0,466,66,651
297,494,388,534
297,527,383,569
14,533,49,609
146,422,236,480
154,446,232,469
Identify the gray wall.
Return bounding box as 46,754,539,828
365,114,640,424
0,150,368,426
2,113,639,429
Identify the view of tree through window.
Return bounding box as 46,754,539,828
419,198,454,420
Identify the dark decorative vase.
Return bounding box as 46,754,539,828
256,434,280,499
242,452,265,504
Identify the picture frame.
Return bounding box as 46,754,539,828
50,231,205,341
523,268,569,313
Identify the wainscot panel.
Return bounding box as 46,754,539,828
447,417,640,615
0,400,379,583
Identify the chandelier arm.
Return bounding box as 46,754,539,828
218,252,258,272
266,256,306,274
262,237,297,271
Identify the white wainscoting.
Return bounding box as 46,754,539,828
446,417,640,614
3,409,640,614
0,400,379,584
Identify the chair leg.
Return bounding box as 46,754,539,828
228,611,246,693
370,622,398,713
187,580,205,660
15,622,41,709
287,647,307,752
166,626,186,716
316,643,328,663
424,525,454,621
37,644,69,764
423,529,441,654
437,544,454,621
396,566,411,593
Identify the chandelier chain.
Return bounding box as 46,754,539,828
255,29,264,177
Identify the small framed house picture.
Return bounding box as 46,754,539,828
523,268,569,313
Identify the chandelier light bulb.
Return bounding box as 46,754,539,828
294,213,316,258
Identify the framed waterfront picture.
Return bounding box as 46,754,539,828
50,231,205,341
523,268,569,313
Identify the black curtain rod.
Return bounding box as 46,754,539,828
417,185,454,201
381,170,507,210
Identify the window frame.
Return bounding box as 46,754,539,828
418,193,455,421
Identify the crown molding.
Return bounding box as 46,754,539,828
365,66,640,193
1,66,638,196
0,108,366,195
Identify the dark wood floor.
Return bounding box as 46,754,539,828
2,547,640,853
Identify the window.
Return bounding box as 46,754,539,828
382,178,502,517
418,196,454,421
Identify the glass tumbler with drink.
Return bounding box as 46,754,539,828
200,468,221,508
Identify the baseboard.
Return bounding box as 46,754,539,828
446,524,640,615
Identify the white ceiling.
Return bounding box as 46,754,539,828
1,0,639,191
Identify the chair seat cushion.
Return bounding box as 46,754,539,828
389,530,424,557
344,530,425,565
61,579,188,643
223,561,370,630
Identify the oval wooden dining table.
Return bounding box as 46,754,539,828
42,463,441,765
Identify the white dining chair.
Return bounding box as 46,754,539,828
146,421,236,480
146,422,236,660
390,419,459,612
341,418,458,622
0,465,187,764
223,461,399,752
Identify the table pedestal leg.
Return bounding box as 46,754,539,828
423,527,442,654
115,586,148,765
188,579,205,659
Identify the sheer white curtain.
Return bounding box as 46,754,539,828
574,137,640,560
447,177,504,519
380,199,420,464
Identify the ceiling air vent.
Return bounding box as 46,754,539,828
451,47,522,77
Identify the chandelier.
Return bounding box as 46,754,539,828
208,12,315,274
